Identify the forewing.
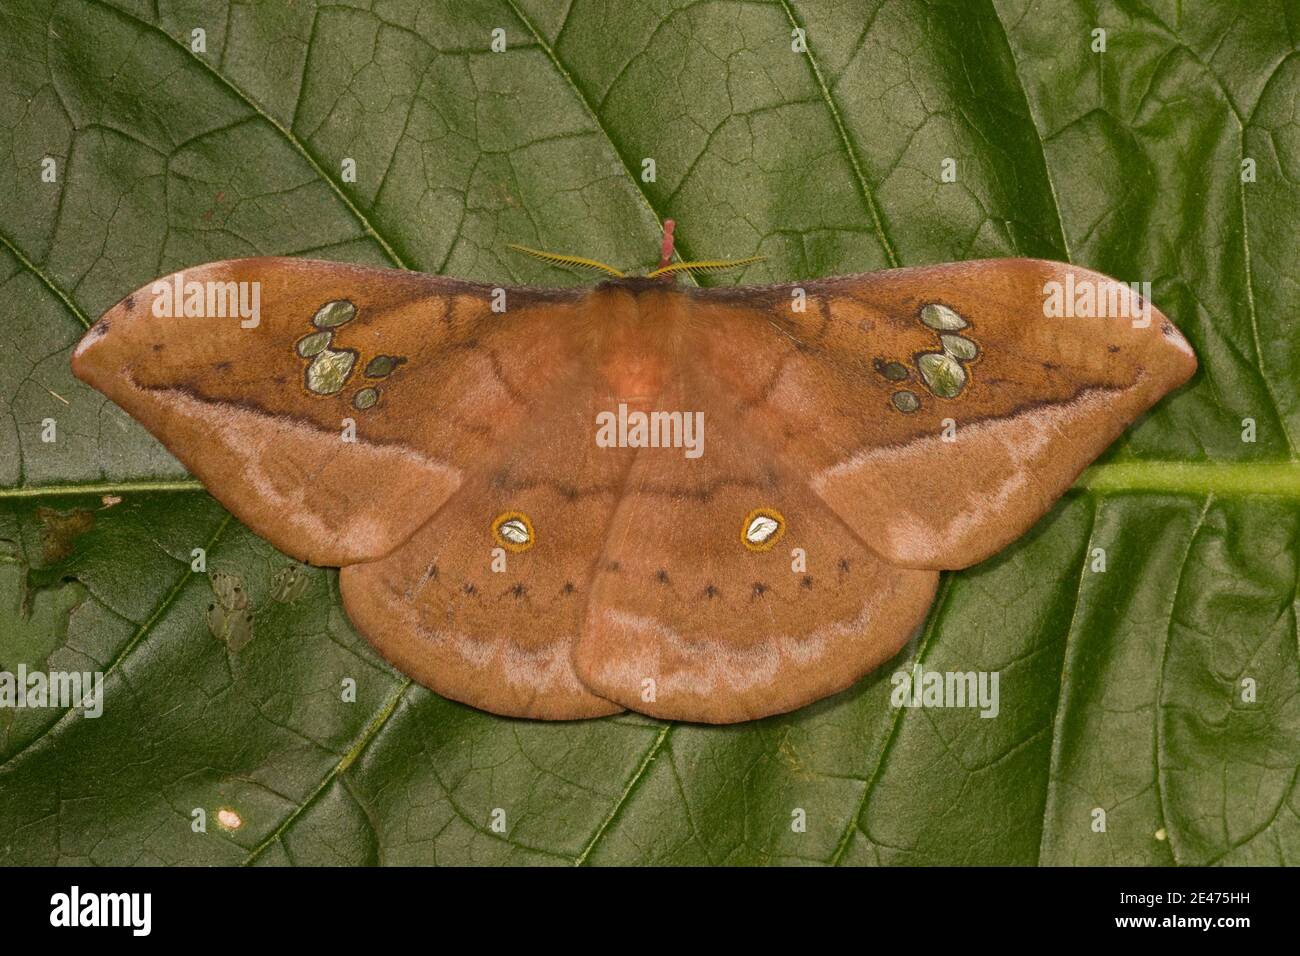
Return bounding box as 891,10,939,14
72,257,586,566
688,259,1197,569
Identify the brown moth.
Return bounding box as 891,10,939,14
71,223,1196,723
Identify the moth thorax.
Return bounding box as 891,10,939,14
598,350,669,403
591,302,674,401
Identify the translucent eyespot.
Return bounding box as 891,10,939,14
305,348,357,395
916,352,967,398
312,300,356,329
296,330,332,357
742,508,786,552
492,511,535,552
919,303,968,331
940,334,978,362
874,359,910,382
365,355,405,378
892,390,920,413
498,520,529,543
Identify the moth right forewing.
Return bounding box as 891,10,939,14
688,259,1195,570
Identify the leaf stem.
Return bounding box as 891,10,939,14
0,480,205,500
4,464,1300,505
1077,461,1300,497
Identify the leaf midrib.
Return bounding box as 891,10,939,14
7,462,1300,502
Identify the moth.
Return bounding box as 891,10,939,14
71,222,1196,723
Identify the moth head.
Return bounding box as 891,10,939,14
507,219,763,283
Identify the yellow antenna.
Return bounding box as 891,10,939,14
645,256,765,278
507,244,625,278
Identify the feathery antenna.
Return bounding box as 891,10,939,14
507,244,625,278
508,224,762,281
645,256,765,278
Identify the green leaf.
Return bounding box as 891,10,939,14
1,0,1297,865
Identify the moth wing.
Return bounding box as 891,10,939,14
72,258,586,566
340,380,629,719
690,259,1196,570
572,372,939,723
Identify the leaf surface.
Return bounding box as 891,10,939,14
0,0,1297,865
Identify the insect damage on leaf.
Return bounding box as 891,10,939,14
35,507,95,564
207,570,253,652
0,537,89,646
270,564,311,603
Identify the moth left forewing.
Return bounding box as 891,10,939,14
689,259,1196,571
